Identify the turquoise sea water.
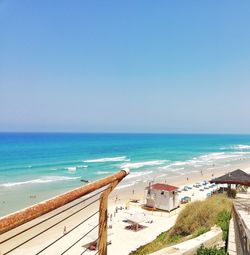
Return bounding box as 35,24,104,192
1,133,250,216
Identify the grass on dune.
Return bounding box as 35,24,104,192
129,194,232,255
170,194,232,239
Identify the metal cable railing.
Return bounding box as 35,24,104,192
60,223,99,255
0,188,107,245
0,169,129,255
3,197,100,255
80,238,99,255
36,213,99,255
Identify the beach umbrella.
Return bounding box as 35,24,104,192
123,209,148,224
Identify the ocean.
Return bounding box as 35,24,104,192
1,133,250,217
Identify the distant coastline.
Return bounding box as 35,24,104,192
1,133,250,216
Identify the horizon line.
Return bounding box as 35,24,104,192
1,131,250,136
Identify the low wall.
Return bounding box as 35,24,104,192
150,226,223,255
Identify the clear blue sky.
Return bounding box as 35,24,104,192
1,1,250,133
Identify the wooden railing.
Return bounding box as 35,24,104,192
232,203,250,255
0,169,129,255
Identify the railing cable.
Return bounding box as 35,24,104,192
61,224,99,255
80,238,99,255
3,200,99,255
0,187,107,245
35,211,99,255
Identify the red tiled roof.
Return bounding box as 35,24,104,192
150,183,178,191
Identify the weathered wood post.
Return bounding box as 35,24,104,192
98,178,121,255
98,191,109,255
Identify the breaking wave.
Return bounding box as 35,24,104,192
77,165,88,168
125,171,153,179
95,171,112,175
0,176,80,188
231,144,250,150
83,156,128,163
121,160,166,169
67,167,77,172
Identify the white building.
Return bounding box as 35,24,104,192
145,183,179,211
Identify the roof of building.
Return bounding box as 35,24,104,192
149,183,178,192
210,169,250,186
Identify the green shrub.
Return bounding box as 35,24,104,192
128,231,170,255
130,195,232,255
216,210,231,241
196,245,228,255
168,234,182,244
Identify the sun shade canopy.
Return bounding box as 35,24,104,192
210,169,250,186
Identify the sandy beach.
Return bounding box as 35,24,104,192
110,157,250,204
1,159,250,255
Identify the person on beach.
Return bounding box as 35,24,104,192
63,226,67,235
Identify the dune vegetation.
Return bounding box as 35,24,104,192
129,194,232,255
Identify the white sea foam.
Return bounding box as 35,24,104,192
95,171,112,175
121,160,166,169
158,150,250,175
125,171,153,180
158,165,172,170
231,144,250,150
170,167,185,172
77,165,88,168
0,176,81,188
220,144,250,150
83,156,128,163
171,161,188,166
200,152,239,161
67,167,77,172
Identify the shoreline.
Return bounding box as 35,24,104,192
109,157,250,205
1,159,250,254
1,157,250,219
2,144,250,217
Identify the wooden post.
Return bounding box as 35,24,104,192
98,191,108,255
98,180,119,255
